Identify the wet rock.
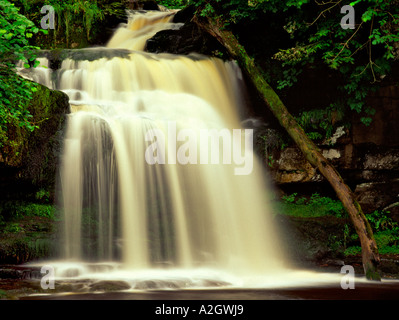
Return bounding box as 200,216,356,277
38,49,132,69
379,257,399,277
146,22,228,57
89,280,131,292
142,1,160,10
134,279,190,290
363,150,399,170
270,147,320,184
0,266,42,280
276,215,348,268
172,5,196,24
354,180,399,215
197,279,231,288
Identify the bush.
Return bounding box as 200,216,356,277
0,0,44,149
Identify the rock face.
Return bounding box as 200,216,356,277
0,82,69,264
146,6,229,57
146,22,228,56
264,84,399,220
268,143,399,218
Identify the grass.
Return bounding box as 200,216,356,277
276,192,399,256
0,200,60,264
275,192,346,218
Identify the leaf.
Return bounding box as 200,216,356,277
350,0,362,6
360,117,373,126
362,10,374,22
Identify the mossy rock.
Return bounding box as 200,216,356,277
23,83,69,186
0,80,69,201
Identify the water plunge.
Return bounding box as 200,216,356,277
23,10,294,287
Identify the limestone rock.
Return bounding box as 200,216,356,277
354,180,399,215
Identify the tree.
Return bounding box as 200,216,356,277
190,0,399,280
191,0,399,129
0,0,42,149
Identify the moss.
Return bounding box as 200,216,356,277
3,82,69,197
0,80,69,170
365,262,382,281
0,201,60,264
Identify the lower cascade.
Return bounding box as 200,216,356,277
22,10,297,289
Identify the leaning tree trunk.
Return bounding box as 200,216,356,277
193,14,381,280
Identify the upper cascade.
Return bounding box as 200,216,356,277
106,11,182,51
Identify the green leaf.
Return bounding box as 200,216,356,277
361,117,373,126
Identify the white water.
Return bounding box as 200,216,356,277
20,11,361,290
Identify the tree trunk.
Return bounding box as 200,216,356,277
193,14,381,280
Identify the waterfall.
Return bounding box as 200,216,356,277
21,11,289,284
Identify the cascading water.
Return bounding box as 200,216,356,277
16,9,399,297
20,10,302,288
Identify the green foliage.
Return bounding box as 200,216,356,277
35,188,50,203
0,0,42,148
366,210,399,232
345,210,399,255
158,0,190,9
279,193,399,255
0,290,7,299
294,105,345,142
19,203,55,218
271,0,399,127
0,0,41,64
0,201,56,222
43,0,104,45
194,0,399,136
279,192,346,217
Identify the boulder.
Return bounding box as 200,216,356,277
0,81,69,200
146,22,228,57
354,181,399,216
145,6,228,57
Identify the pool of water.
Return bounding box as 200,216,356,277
2,261,399,300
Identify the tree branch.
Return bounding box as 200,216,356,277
308,0,342,26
